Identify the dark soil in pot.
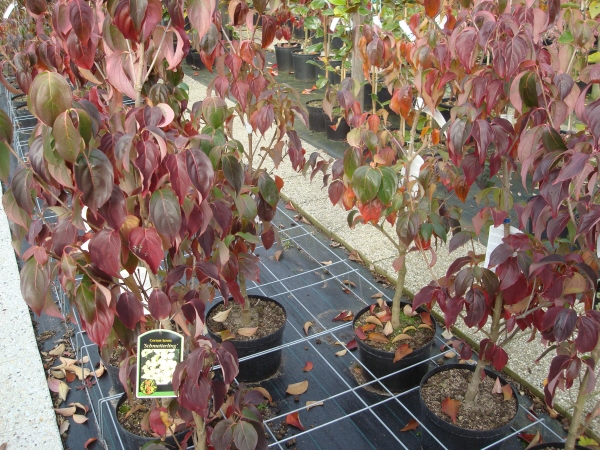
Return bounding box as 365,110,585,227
325,114,350,141
274,43,301,73
116,394,187,447
292,52,319,81
314,58,342,85
353,301,436,392
419,363,518,450
207,295,287,382
306,100,327,132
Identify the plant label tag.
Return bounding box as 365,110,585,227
330,17,340,32
136,329,184,398
483,224,522,269
398,21,416,42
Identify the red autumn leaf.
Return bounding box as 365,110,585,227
441,398,460,423
393,344,413,362
116,292,144,329
453,176,470,202
303,361,313,372
261,15,276,48
65,371,76,383
424,0,441,18
333,310,349,321
286,412,305,431
128,227,164,274
400,418,419,432
149,407,168,436
346,339,358,350
390,86,412,120
148,289,171,321
358,199,383,224
355,327,367,340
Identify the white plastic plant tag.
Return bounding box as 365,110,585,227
137,329,184,398
373,16,382,27
398,20,416,42
330,17,340,32
399,154,424,194
414,97,447,127
245,121,253,134
483,224,522,269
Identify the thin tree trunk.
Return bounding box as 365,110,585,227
391,242,407,329
351,11,364,111
192,412,207,450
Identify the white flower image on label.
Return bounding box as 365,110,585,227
140,349,178,385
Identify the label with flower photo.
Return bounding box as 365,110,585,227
136,329,184,398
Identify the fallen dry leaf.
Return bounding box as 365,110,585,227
346,339,358,350
371,292,383,298
365,316,383,327
286,411,305,430
394,344,413,363
442,329,454,340
238,327,258,337
212,308,232,323
69,402,89,413
335,349,347,357
492,377,503,394
94,363,105,378
502,384,513,401
303,361,313,372
254,387,272,402
332,310,350,321
193,71,199,75
274,250,283,261
124,403,146,419
342,279,356,287
304,321,313,336
321,260,332,266
306,401,324,411
286,380,309,395
54,406,76,417
65,371,76,383
418,324,432,330
217,330,235,341
49,343,66,356
441,398,460,423
348,250,362,262
391,334,414,343
59,420,69,434
403,304,417,317
383,321,394,336
47,377,61,393
51,369,65,379
355,328,367,340
285,201,297,211
362,323,376,332
444,351,456,359
84,437,98,448
58,380,70,402
73,414,88,424
520,431,542,448
420,312,433,326
400,418,419,432
402,326,416,333
368,332,389,344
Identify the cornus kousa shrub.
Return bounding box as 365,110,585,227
0,0,306,447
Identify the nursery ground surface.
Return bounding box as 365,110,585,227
31,204,570,450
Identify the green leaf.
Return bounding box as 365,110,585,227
236,232,261,244
234,194,257,222
519,71,538,108
347,209,359,227
0,107,13,143
542,128,567,151
589,52,600,63
420,223,434,241
378,166,398,205
74,108,93,145
74,278,96,324
29,72,72,126
149,187,182,242
558,31,574,44
310,0,327,8
258,172,278,207
329,0,346,5
0,141,11,184
222,154,244,195
352,166,382,203
202,97,228,129
316,75,329,89
53,111,83,163
343,148,360,178
2,188,31,229
305,43,323,53
590,1,600,17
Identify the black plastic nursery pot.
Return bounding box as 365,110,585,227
325,115,350,141
106,363,125,395
115,394,187,448
330,36,344,50
207,295,286,382
274,43,301,73
364,84,394,112
419,364,519,450
314,58,342,85
293,25,305,39
527,444,587,449
292,51,319,81
306,100,327,133
353,301,437,393
191,52,204,70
